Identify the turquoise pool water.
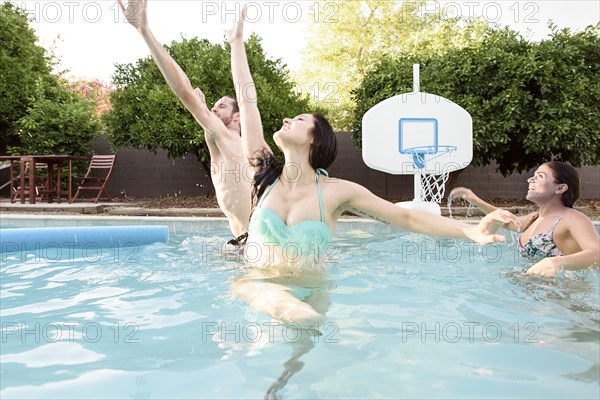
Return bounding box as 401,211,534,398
1,216,599,399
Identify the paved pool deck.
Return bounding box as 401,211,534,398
2,199,598,221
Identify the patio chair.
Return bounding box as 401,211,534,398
9,159,49,203
73,155,116,203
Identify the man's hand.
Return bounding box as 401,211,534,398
117,0,148,30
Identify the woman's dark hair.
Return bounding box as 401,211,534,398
251,150,283,206
308,113,337,173
545,161,581,208
251,113,337,206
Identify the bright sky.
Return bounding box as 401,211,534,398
14,0,600,82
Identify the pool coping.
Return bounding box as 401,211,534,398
2,212,599,228
0,212,425,225
2,213,468,238
2,200,598,220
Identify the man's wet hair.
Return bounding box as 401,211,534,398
224,96,239,114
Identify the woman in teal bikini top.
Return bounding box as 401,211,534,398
227,7,521,334
247,168,332,270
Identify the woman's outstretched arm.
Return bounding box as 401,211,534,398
226,6,271,162
339,180,520,244
450,186,530,232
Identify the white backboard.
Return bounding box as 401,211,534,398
362,92,473,175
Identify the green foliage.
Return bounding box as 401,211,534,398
10,80,101,158
520,24,600,169
352,24,600,175
295,0,491,130
104,35,311,163
1,2,102,161
0,2,54,145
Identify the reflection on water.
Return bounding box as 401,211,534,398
229,263,334,397
0,223,598,399
264,332,317,399
564,363,599,383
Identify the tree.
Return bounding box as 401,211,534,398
295,0,491,129
0,2,55,148
10,79,101,159
104,34,311,164
5,77,101,189
351,24,600,175
519,24,600,170
2,2,103,165
70,78,114,119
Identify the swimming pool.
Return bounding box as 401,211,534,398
1,215,598,399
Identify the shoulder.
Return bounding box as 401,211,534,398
321,176,364,193
560,208,595,227
553,208,597,240
320,176,373,205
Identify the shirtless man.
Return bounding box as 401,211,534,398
117,0,251,243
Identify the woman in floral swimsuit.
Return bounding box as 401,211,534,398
452,162,599,276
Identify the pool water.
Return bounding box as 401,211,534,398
1,216,599,399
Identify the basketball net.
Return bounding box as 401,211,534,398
419,171,451,203
410,148,455,204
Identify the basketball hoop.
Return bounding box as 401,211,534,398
404,145,457,205
403,145,457,170
361,64,473,215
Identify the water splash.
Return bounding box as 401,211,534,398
447,192,455,219
447,192,475,220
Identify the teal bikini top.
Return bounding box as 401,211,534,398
247,168,333,269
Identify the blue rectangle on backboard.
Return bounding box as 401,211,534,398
398,118,438,154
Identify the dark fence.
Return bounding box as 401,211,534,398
96,133,599,200
2,133,598,200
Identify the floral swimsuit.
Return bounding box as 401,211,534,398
518,216,565,259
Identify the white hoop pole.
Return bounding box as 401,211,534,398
412,63,421,200
414,170,422,202
410,64,422,201
413,64,420,93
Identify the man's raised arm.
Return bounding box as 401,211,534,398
117,0,224,139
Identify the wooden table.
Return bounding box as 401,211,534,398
1,155,89,204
